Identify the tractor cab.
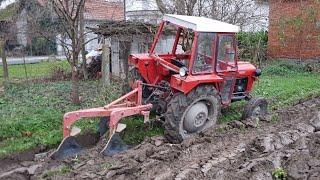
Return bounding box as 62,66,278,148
130,14,260,106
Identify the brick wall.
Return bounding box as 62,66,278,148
84,0,124,21
268,0,320,60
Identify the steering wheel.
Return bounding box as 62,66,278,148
194,54,213,72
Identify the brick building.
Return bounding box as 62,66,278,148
268,0,320,60
57,0,125,54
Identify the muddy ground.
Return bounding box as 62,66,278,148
0,97,319,180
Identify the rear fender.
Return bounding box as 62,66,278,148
170,74,224,94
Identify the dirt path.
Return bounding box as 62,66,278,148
1,97,319,180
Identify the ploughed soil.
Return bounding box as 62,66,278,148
1,97,320,180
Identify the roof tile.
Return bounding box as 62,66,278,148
84,0,124,21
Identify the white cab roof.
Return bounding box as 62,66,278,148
163,14,240,33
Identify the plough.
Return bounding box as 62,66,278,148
50,81,152,159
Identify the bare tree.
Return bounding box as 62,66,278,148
156,0,268,30
0,23,10,81
0,0,26,82
35,0,87,104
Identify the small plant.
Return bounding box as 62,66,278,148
42,165,72,178
102,163,113,170
271,114,280,123
272,167,287,180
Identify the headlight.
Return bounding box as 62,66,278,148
179,67,188,77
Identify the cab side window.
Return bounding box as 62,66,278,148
217,35,236,71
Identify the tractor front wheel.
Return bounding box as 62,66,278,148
242,97,268,120
164,85,221,143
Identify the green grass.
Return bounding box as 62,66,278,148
0,61,69,85
272,167,287,180
0,3,16,21
0,60,319,156
219,61,320,122
121,117,164,144
0,80,105,156
42,165,72,178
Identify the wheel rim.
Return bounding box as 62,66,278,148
184,102,209,133
181,96,217,135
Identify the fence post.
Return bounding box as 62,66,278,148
101,43,110,87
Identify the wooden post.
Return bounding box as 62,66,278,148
0,41,9,80
101,43,110,87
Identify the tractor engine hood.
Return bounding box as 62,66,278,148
237,61,260,77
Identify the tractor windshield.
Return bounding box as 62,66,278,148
192,33,216,74
151,22,194,56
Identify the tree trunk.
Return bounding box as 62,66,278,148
120,40,131,92
71,53,80,104
80,4,88,80
81,45,88,79
1,41,9,80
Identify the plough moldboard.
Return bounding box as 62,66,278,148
50,81,152,159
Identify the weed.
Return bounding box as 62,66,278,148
42,165,71,178
272,167,287,180
102,163,113,170
271,114,280,123
239,124,247,133
121,117,164,145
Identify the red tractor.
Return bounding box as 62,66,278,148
51,14,267,159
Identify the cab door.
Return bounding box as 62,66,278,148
216,34,238,105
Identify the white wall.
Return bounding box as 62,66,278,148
243,1,269,31
16,9,28,46
125,0,162,24
0,0,16,9
56,20,102,56
125,0,158,12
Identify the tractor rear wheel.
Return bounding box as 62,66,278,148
164,85,221,143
